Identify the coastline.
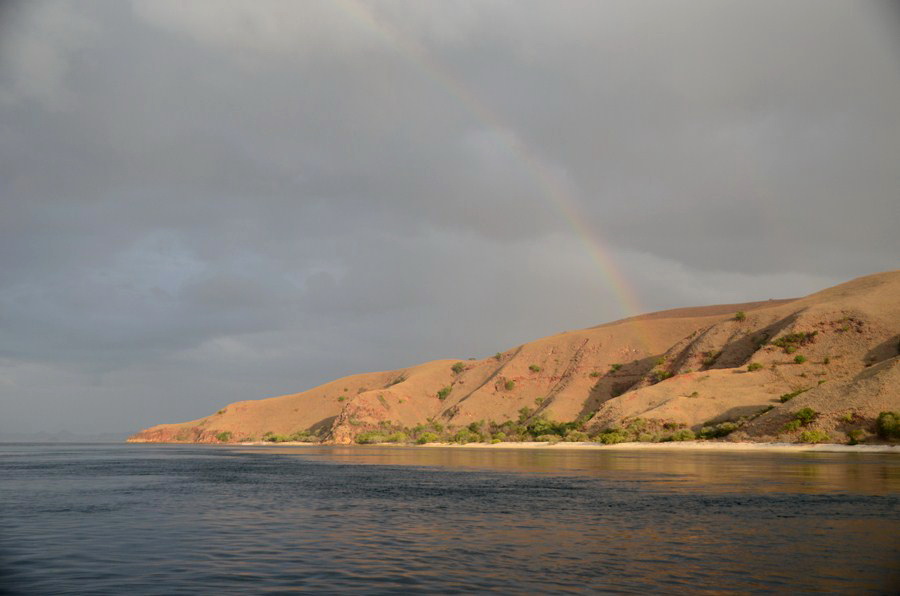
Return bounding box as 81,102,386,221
227,440,900,454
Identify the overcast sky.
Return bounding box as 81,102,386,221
1,1,898,437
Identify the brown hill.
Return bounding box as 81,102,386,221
129,271,900,445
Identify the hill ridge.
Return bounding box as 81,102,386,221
129,271,900,445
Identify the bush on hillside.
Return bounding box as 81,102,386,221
564,430,589,442
698,422,738,439
289,430,318,442
527,417,558,437
598,429,629,444
667,429,696,442
876,411,900,440
782,420,801,432
779,387,809,403
355,431,385,444
772,331,817,353
702,351,721,366
451,429,479,444
794,407,818,426
416,432,439,444
799,429,829,444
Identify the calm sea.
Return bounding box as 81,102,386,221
1,444,898,594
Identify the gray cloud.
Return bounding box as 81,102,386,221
1,0,897,435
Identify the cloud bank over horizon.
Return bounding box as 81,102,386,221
1,0,898,435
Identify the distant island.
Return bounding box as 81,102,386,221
130,271,900,447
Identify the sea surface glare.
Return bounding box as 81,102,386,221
1,444,898,594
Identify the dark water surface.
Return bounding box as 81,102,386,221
1,444,898,594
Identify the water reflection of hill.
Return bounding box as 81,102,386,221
246,445,900,495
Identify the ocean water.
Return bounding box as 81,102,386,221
1,444,898,594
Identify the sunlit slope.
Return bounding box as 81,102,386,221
129,271,900,444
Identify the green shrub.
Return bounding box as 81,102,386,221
599,430,629,444
669,429,696,441
754,405,775,417
215,431,232,442
535,434,560,443
876,411,900,440
534,397,544,406
589,371,601,378
451,362,465,374
437,386,452,400
263,432,290,443
782,420,801,432
773,331,818,353
451,429,478,444
734,311,746,322
609,363,623,373
794,407,818,426
385,432,408,443
794,355,807,364
822,356,830,365
799,429,829,444
492,432,507,443
527,417,558,437
779,387,809,402
650,370,674,383
517,407,534,423
289,430,317,442
416,432,439,444
702,351,721,366
698,422,738,439
747,362,763,372
847,429,866,445
625,418,647,434
337,395,347,402
654,356,666,366
504,379,516,391
529,364,542,373
564,430,589,442
494,352,502,360
355,431,385,444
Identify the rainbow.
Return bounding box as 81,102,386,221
336,1,654,352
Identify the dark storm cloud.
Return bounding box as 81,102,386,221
1,0,897,434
